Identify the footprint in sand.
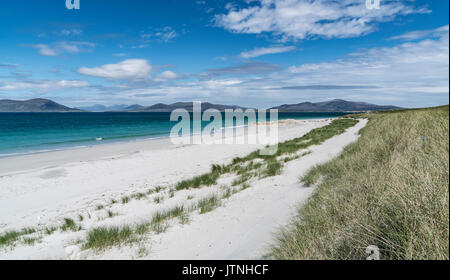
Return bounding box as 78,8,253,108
38,168,68,179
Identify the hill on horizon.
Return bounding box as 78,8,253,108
0,98,82,112
270,99,402,112
0,98,404,112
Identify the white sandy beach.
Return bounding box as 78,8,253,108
0,118,367,260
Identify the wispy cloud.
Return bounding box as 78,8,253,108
205,62,280,76
271,85,379,90
388,25,449,41
215,0,430,41
55,28,83,36
0,63,18,69
113,53,128,57
0,80,89,92
240,46,295,58
140,26,178,43
28,41,96,56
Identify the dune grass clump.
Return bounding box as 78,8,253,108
0,228,39,248
263,160,283,177
83,226,134,250
107,210,117,218
23,237,39,246
148,206,187,234
0,231,22,247
197,195,220,214
60,218,79,232
270,106,449,260
153,196,164,204
121,196,130,204
44,226,57,235
131,192,147,200
176,171,221,190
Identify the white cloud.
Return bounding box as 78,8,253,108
30,42,95,56
388,25,449,41
215,0,429,41
56,29,83,36
32,44,58,56
155,70,179,82
286,33,449,89
140,26,178,43
0,80,89,92
240,45,295,58
122,30,448,108
78,59,152,80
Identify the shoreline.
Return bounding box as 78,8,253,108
0,113,347,160
0,118,335,175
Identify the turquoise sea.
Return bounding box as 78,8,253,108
0,112,348,157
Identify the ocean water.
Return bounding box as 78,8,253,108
0,112,348,157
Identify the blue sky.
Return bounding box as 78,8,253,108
0,0,448,108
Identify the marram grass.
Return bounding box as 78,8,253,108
270,106,449,260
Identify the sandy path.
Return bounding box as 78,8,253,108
139,119,367,260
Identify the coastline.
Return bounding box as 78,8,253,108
0,112,349,160
0,117,366,259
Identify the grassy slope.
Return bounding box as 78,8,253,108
270,106,449,260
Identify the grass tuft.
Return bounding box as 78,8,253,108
60,218,78,232
197,195,220,214
83,226,134,250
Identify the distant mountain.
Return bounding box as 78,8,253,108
131,102,250,112
0,98,82,112
77,104,144,112
270,99,402,112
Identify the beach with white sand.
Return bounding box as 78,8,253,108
0,118,367,259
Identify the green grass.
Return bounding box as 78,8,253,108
197,195,220,214
175,171,221,190
23,237,39,246
44,227,57,235
0,231,23,247
107,210,117,218
60,218,78,232
222,187,232,199
83,226,134,250
131,192,147,200
151,205,185,225
270,106,449,260
240,183,251,191
0,228,37,248
121,196,130,204
263,159,283,177
153,196,164,204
